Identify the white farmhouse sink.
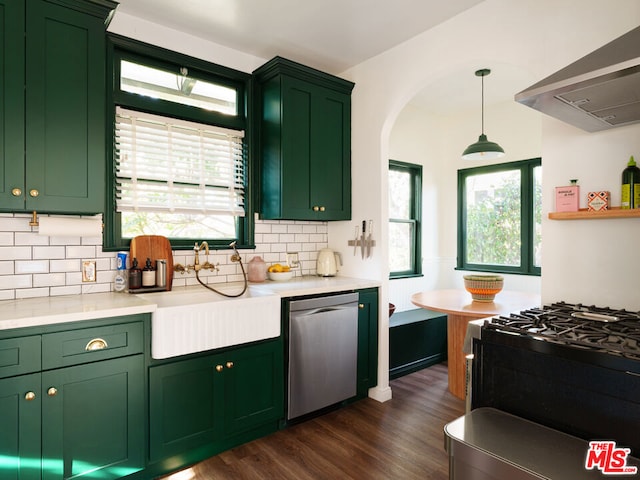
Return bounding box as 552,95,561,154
141,284,280,359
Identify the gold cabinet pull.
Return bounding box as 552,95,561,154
29,189,39,198
85,338,108,351
225,361,234,369
47,387,58,397
312,206,319,212
215,364,224,372
319,206,325,212
11,188,22,197
25,391,36,401
358,303,364,309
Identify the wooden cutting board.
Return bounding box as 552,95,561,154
129,235,173,291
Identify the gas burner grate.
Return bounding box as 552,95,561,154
484,301,640,360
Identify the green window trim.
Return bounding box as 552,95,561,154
103,34,255,252
457,157,541,276
389,160,422,278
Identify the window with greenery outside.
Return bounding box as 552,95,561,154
389,160,422,278
457,158,541,275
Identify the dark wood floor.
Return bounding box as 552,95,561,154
159,363,464,480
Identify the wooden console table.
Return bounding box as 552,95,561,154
411,289,540,399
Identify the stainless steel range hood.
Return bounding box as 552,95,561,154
515,26,640,132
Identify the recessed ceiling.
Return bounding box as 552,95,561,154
114,0,484,75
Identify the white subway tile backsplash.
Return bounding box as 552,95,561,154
0,275,32,289
65,246,97,258
50,235,81,246
32,246,65,260
50,259,81,272
0,232,13,246
0,218,32,232
16,288,49,299
50,285,82,297
15,261,49,274
0,261,14,275
0,246,31,260
0,215,327,300
0,290,15,301
82,283,111,294
15,232,49,246
33,273,66,288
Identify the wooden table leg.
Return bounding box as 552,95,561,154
447,313,474,399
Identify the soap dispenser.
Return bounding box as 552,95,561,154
128,257,142,290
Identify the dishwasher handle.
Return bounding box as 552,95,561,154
294,304,357,318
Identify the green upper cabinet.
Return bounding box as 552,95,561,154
254,57,354,221
0,0,25,211
0,0,114,215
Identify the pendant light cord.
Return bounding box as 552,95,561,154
481,72,485,135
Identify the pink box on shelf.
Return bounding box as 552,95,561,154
587,191,610,211
555,184,580,212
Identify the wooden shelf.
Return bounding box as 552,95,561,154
548,207,640,220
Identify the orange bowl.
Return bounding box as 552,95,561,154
463,275,504,302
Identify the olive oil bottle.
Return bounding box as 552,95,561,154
621,156,640,209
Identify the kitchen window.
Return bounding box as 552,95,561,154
104,37,253,251
457,158,541,275
389,160,422,278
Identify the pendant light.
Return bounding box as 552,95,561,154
462,68,505,160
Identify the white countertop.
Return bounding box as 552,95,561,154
0,275,380,331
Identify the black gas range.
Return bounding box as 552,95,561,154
472,301,640,457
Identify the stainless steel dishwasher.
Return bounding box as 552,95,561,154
287,292,359,420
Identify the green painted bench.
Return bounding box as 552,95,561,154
389,308,447,379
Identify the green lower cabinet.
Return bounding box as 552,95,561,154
0,374,42,480
41,356,145,480
357,288,379,398
149,339,284,464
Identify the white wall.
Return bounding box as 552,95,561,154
334,0,640,400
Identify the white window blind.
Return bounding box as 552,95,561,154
115,107,245,216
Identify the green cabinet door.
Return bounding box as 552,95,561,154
357,288,379,398
256,57,353,221
0,0,25,211
41,355,145,480
221,340,284,436
149,340,284,463
149,355,218,462
278,77,351,220
0,374,42,480
24,0,108,214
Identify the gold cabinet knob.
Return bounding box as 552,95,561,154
11,188,22,197
358,303,364,309
312,206,319,212
216,364,224,372
225,361,234,369
25,391,36,401
47,387,58,397
29,189,39,198
85,338,108,351
319,206,325,212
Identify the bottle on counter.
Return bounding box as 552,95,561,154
114,252,128,292
621,155,640,209
142,257,156,287
156,259,167,289
128,257,142,290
